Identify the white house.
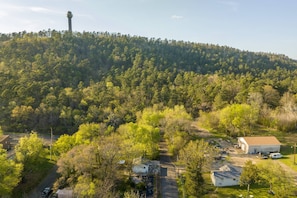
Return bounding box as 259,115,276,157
131,157,160,176
238,136,281,154
211,165,241,187
132,164,149,175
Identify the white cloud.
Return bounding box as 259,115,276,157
29,6,65,16
30,7,52,13
0,3,63,15
171,15,184,20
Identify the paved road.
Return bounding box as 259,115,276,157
159,141,179,198
25,165,59,198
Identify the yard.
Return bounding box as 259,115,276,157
202,183,275,198
192,126,297,197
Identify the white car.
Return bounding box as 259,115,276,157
269,153,282,159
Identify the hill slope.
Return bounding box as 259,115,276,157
0,31,296,133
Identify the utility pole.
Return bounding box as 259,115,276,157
50,127,53,161
294,143,296,165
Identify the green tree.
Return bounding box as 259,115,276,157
258,162,294,197
0,146,23,196
15,132,45,170
219,104,258,136
239,160,259,197
178,139,216,196
0,31,297,138
56,136,122,197
162,105,192,155
247,92,263,110
11,105,35,132
276,92,297,132
73,175,97,198
53,134,76,156
124,190,140,198
197,110,220,130
137,106,164,127
118,122,160,159
74,123,106,145
263,85,280,108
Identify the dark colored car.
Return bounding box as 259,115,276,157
41,187,53,198
257,154,268,159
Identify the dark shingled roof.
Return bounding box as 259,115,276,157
212,165,241,180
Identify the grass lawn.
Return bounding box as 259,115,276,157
201,173,274,198
274,136,297,172
203,185,275,198
279,153,297,172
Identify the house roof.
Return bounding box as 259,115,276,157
0,135,10,142
212,165,241,180
132,164,149,174
241,136,281,146
56,189,73,197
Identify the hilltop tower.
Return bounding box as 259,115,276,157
67,11,73,32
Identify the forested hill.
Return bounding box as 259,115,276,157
1,31,297,78
1,31,297,134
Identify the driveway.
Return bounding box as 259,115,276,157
159,141,179,198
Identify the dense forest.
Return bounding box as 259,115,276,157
1,30,297,197
1,30,297,134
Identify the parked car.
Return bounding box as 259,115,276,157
269,153,282,159
257,154,268,159
41,187,52,198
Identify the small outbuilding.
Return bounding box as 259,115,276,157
55,189,73,198
238,136,281,154
211,165,241,187
0,135,11,150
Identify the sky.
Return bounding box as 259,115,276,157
1,0,297,60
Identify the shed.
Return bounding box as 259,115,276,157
211,165,241,187
56,189,73,198
0,135,11,150
238,136,281,154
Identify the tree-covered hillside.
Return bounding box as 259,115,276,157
1,30,297,134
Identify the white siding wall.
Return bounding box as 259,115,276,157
211,173,239,187
238,137,281,154
238,137,248,153
246,145,280,154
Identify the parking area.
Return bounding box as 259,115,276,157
209,138,262,169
